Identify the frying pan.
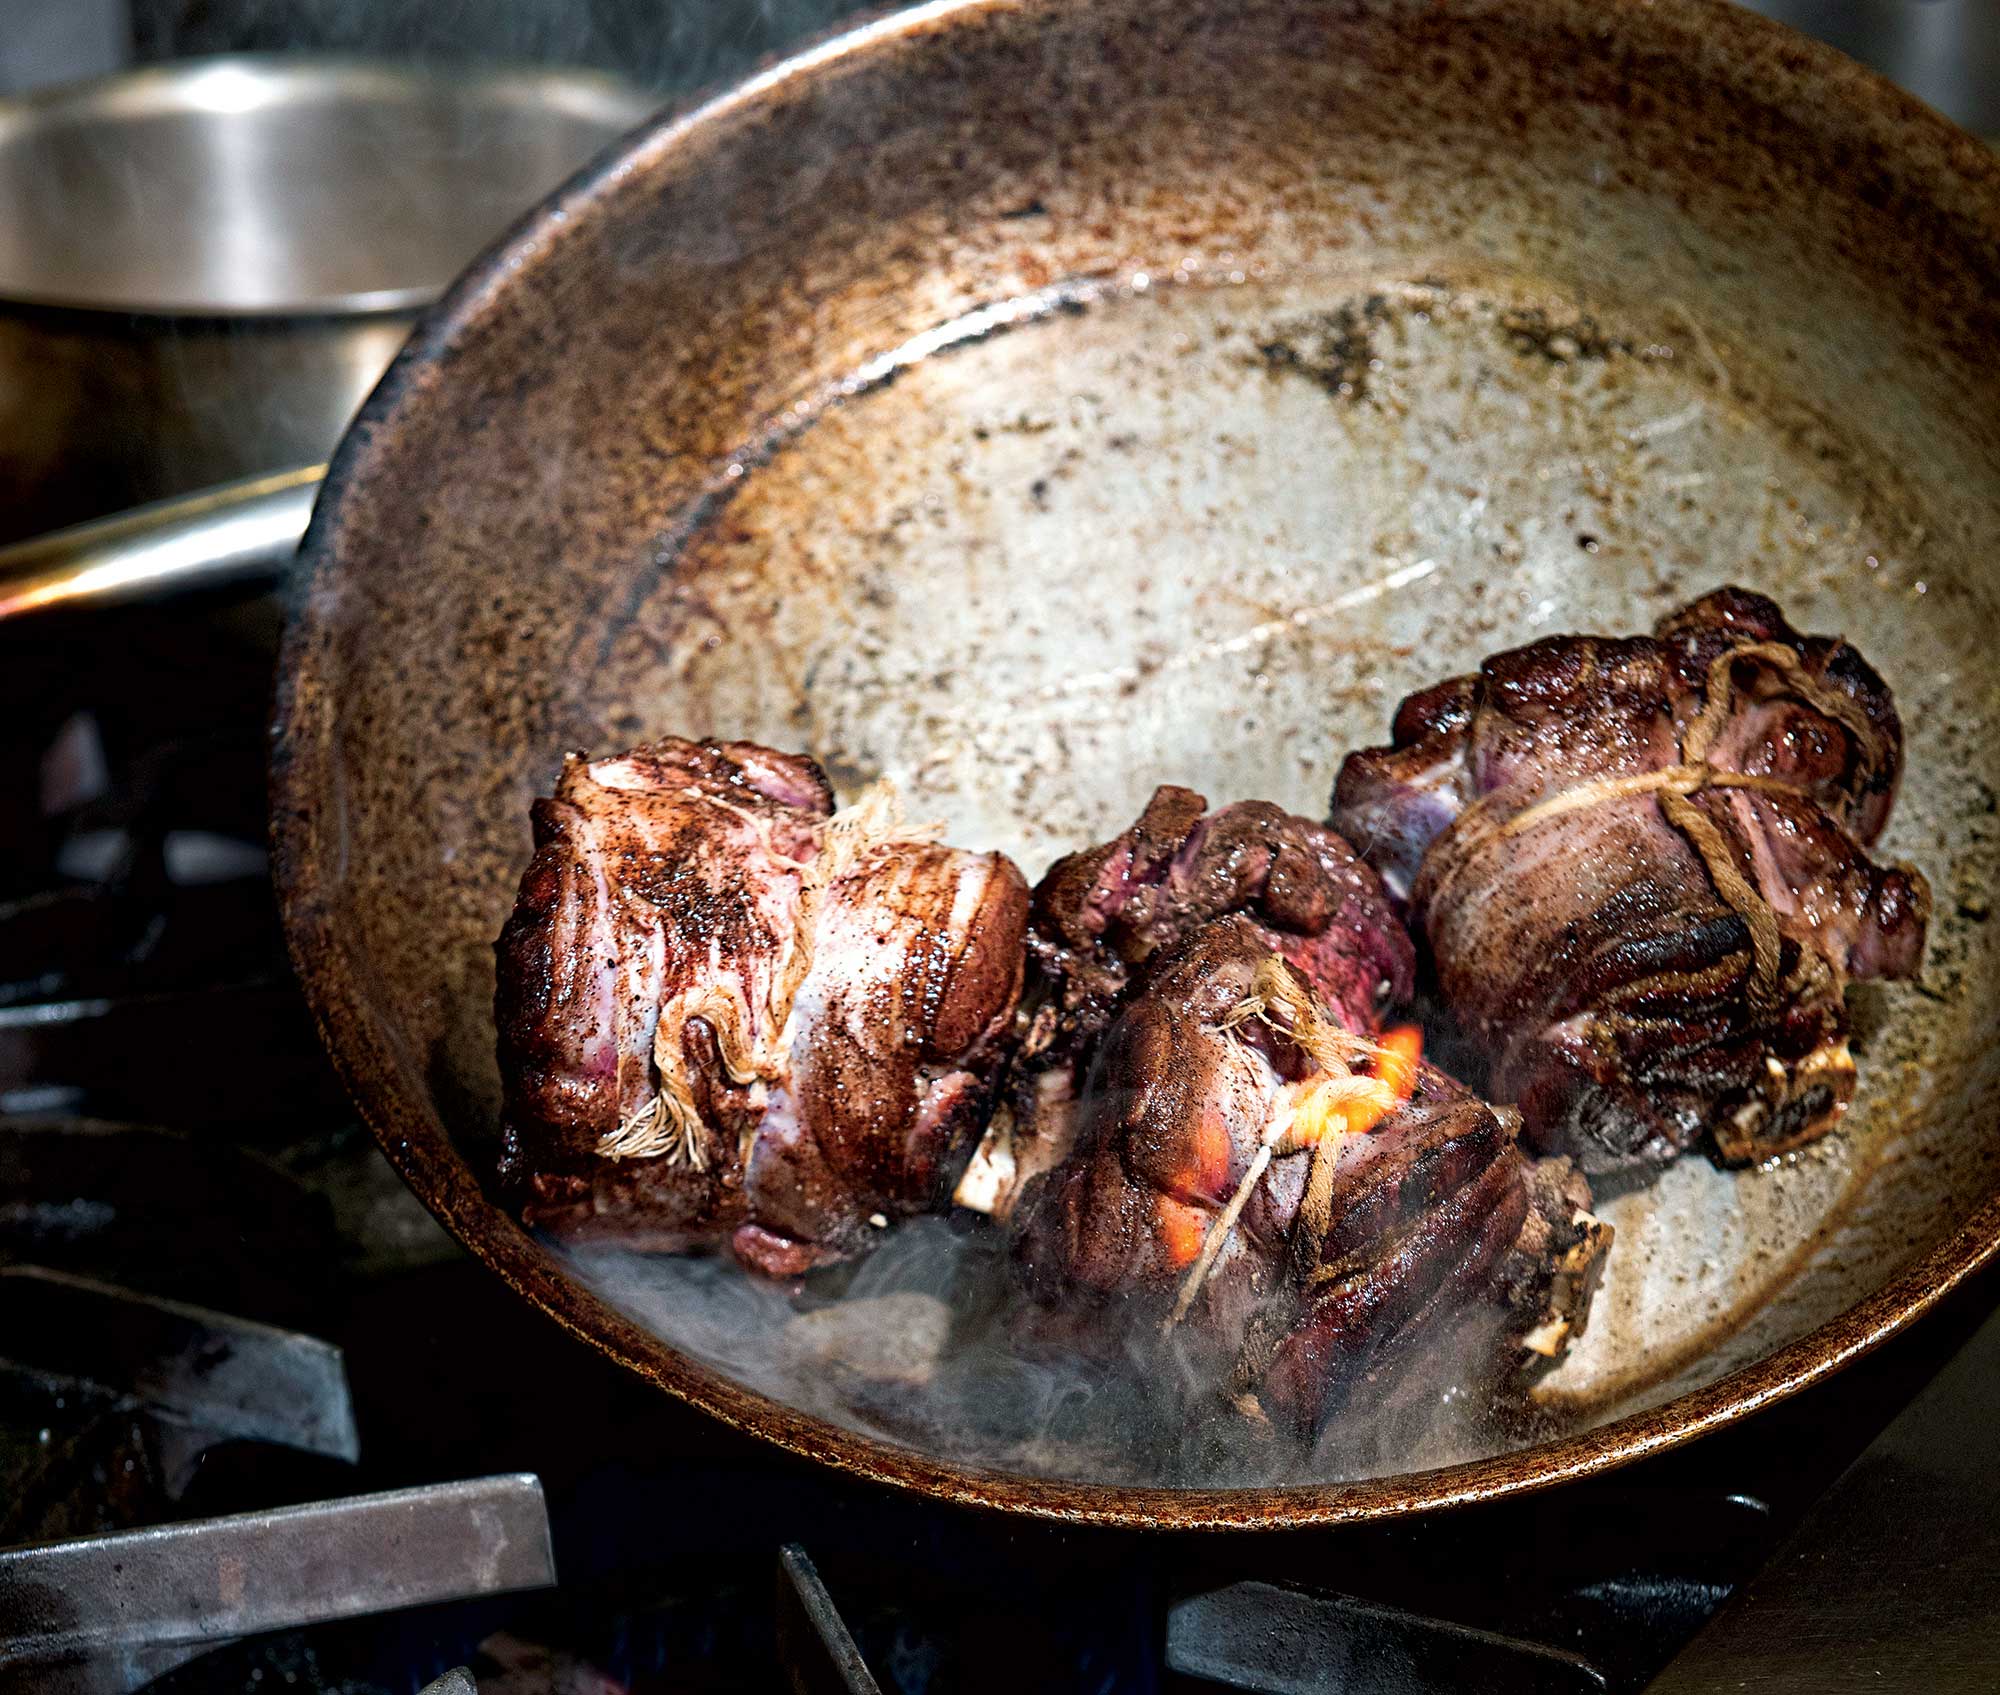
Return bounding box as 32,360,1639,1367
270,0,2000,1527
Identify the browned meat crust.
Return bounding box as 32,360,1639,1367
1011,916,1605,1441
969,786,1416,1220
495,737,1029,1274
1331,587,1929,1171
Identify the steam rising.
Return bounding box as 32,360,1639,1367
559,1204,1536,1491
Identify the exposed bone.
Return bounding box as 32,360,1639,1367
1521,1318,1570,1358
952,1107,1017,1217
957,1065,1084,1222
1711,1038,1856,1163
1559,1210,1610,1275
1528,1207,1613,1362
1800,1038,1857,1085
1729,1099,1770,1140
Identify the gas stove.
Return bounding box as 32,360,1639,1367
1,583,1994,1695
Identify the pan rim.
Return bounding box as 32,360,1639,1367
271,0,2000,1528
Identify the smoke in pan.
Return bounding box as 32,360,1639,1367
558,1097,1546,1493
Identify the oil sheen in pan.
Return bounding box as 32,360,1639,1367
564,267,2000,1485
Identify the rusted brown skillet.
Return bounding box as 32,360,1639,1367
270,0,2000,1527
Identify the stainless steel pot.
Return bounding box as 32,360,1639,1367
0,56,654,545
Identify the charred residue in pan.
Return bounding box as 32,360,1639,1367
1496,306,1637,365
1251,295,1395,403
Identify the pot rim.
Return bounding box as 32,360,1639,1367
0,53,658,320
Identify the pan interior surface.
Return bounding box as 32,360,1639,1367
563,266,2000,1483
276,0,2000,1511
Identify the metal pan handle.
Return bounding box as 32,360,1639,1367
0,463,324,623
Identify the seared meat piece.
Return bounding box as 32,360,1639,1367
1031,785,1417,1033
1012,917,1605,1440
954,786,1414,1221
495,737,1029,1276
1331,587,1930,1172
